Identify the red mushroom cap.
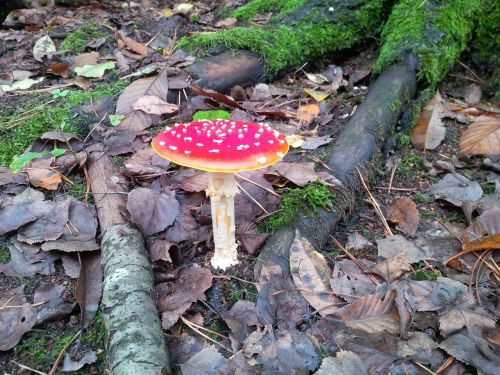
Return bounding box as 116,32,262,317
152,120,289,172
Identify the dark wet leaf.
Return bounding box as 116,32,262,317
243,328,320,374
266,162,318,187
180,346,227,375
62,350,97,372
301,135,333,150
127,187,180,236
61,254,81,278
41,200,99,252
431,173,483,202
0,286,37,351
366,253,411,282
191,84,244,109
330,259,375,303
289,230,342,316
377,235,427,263
463,206,500,251
33,283,76,325
0,238,55,276
315,351,368,375
76,252,103,328
346,232,373,251
164,207,201,244
386,197,419,235
236,221,269,255
222,300,259,343
149,239,177,263
171,168,208,192
156,264,212,329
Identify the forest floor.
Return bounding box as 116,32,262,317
0,1,498,374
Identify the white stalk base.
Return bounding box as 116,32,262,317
206,172,239,270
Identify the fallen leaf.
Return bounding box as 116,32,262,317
236,221,269,255
411,90,446,150
149,239,177,263
62,350,97,372
49,62,71,78
33,35,56,62
127,187,180,236
76,252,103,328
116,32,149,57
304,88,330,102
74,62,116,78
0,77,44,92
431,173,483,202
459,115,500,155
243,328,320,373
180,346,227,375
132,95,179,115
315,351,368,375
249,83,289,101
26,168,61,190
285,134,304,148
156,264,212,329
10,148,65,172
330,259,376,303
301,135,333,150
331,291,399,334
74,52,99,67
463,84,482,105
304,72,329,84
289,230,342,316
0,286,37,351
222,300,259,343
366,253,411,282
386,196,419,235
346,233,373,251
297,103,319,123
463,206,500,251
267,162,318,186
33,283,75,325
0,238,55,277
377,235,427,263
215,17,238,28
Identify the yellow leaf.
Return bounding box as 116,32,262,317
297,103,319,122
285,134,304,148
459,115,500,155
304,88,330,102
162,8,175,16
27,168,61,190
410,90,446,150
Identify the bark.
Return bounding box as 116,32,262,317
88,151,171,375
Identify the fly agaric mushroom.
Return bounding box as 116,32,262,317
152,119,288,269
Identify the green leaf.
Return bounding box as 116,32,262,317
10,148,66,172
1,77,44,92
51,89,70,98
109,114,125,126
74,61,116,78
192,110,231,121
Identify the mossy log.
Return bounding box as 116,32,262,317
87,151,171,375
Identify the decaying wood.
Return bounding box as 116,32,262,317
87,151,171,375
254,60,417,325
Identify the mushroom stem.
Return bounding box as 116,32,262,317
206,172,239,269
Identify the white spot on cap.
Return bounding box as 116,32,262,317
209,149,220,153
236,145,244,151
171,131,176,135
185,150,191,154
238,134,244,139
196,143,204,147
159,141,166,146
273,131,280,137
184,137,192,141
279,139,285,144
254,142,260,146
165,127,171,131
257,157,267,164
268,140,274,144
182,128,187,133
213,139,223,144
228,129,233,133
177,134,181,138
277,152,284,158
255,133,261,139
258,128,264,133
169,145,177,151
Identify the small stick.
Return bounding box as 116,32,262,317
181,317,228,339
180,316,233,354
11,82,74,95
0,301,46,310
235,173,280,197
387,163,397,196
356,167,393,236
11,360,47,375
236,181,269,215
306,155,334,172
458,61,485,85
330,236,380,285
48,330,81,375
435,356,455,374
374,186,416,192
412,360,438,375
213,274,257,285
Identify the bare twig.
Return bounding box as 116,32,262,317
458,61,485,85
11,360,47,375
48,330,81,375
235,173,280,197
180,316,233,354
236,181,269,215
387,163,397,196
411,361,437,375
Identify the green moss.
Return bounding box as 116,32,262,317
264,181,334,233
0,80,127,167
60,24,106,54
192,110,231,121
393,133,411,150
375,0,483,85
0,237,10,263
83,310,106,346
398,154,423,176
413,269,440,281
232,0,307,21
473,0,500,60
224,281,258,307
112,155,126,167
413,192,429,204
178,0,385,74
482,182,496,195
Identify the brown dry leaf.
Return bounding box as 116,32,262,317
330,259,376,303
315,351,368,375
171,168,208,192
297,103,320,122
156,264,212,329
181,346,227,375
377,235,427,263
386,196,419,235
459,115,500,155
331,291,399,334
74,52,99,67
33,283,76,325
0,238,55,277
222,300,259,343
266,162,318,187
27,168,61,190
431,173,483,203
132,95,179,115
236,221,269,255
76,252,103,328
191,85,244,109
149,239,177,263
411,90,446,150
0,286,37,351
115,32,149,57
127,187,180,236
366,252,411,282
49,62,71,78
115,69,169,131
289,230,343,316
463,206,500,251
